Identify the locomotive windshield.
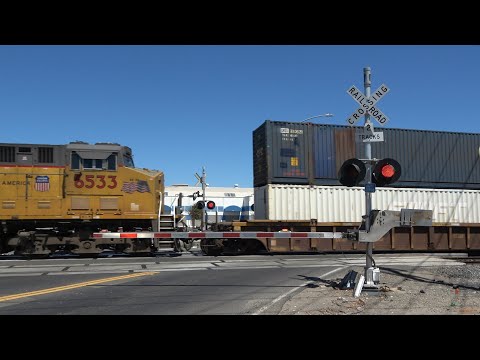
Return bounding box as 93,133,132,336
123,154,134,168
71,152,118,170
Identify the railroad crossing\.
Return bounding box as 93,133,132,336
347,83,390,126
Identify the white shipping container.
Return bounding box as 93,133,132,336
254,184,480,224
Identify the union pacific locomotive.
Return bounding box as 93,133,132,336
0,141,164,256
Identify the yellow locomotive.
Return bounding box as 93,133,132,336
0,141,164,256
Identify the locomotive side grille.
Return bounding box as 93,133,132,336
71,197,90,210
0,146,15,162
38,147,54,163
100,197,119,210
2,201,15,209
37,201,51,209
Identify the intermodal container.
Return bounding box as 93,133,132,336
254,184,480,224
253,121,480,189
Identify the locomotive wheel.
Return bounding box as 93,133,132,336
174,239,194,252
173,239,184,252
200,239,223,256
183,239,194,251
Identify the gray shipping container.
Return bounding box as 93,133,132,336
253,120,480,189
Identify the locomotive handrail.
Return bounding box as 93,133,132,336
157,191,162,232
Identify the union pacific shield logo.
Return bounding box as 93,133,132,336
35,176,50,192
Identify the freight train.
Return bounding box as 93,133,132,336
3,120,480,257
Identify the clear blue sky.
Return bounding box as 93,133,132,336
0,45,479,187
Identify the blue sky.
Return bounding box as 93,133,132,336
0,45,479,187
